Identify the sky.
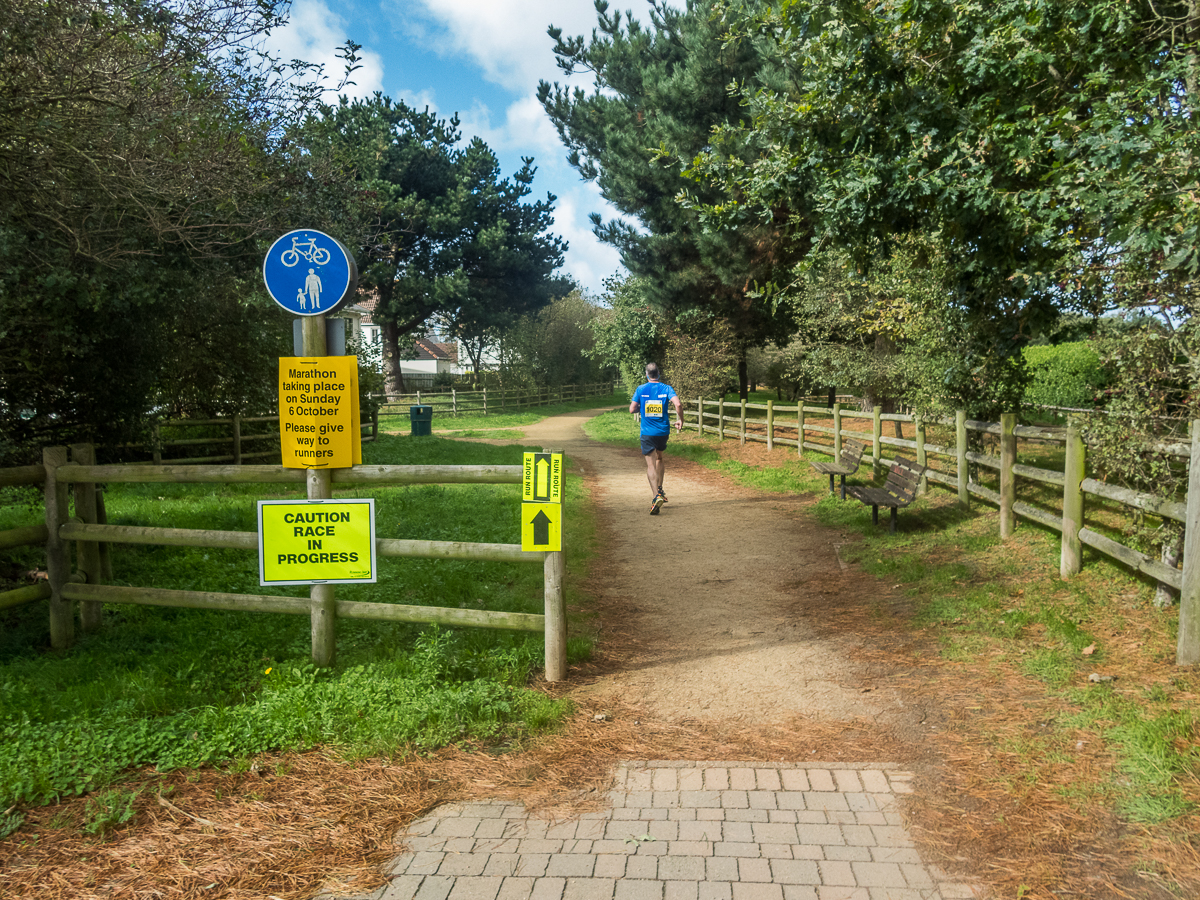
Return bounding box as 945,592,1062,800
267,0,659,297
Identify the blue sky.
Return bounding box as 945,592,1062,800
268,0,659,296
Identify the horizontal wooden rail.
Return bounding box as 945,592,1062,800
0,523,49,551
1079,528,1183,590
378,538,540,563
1081,478,1187,523
335,600,544,631
1012,463,1064,487
54,463,522,485
0,465,45,488
0,582,51,611
1013,501,1064,532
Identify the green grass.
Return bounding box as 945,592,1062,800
0,433,588,809
378,390,626,435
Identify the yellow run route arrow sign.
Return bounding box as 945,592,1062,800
522,452,562,503
521,502,561,552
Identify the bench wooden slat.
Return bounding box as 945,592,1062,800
809,439,866,499
845,457,928,533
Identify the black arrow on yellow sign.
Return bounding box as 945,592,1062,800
532,509,551,545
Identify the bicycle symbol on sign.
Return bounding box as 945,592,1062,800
280,235,331,267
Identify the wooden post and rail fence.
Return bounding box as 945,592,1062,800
373,382,617,419
688,396,1200,666
0,453,569,681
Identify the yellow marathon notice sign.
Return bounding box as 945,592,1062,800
279,356,360,468
522,452,562,503
258,499,376,586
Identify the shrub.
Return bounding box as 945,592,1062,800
1022,342,1105,409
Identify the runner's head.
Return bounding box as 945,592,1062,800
645,363,661,381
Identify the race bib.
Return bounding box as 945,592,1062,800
645,400,664,417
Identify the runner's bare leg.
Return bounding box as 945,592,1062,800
645,450,664,495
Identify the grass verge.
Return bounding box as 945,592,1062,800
0,433,587,812
378,390,626,436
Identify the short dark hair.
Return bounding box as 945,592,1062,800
645,363,660,380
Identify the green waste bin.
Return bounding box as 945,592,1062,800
410,405,433,436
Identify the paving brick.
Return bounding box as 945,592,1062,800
678,769,705,791
899,864,935,888
755,769,782,792
530,878,566,900
624,792,655,810
563,878,615,900
576,820,607,841
770,858,821,885
546,822,580,840
724,808,770,823
664,883,698,900
439,854,490,876
653,769,678,792
546,854,596,878
667,841,713,856
794,812,828,825
790,844,823,860
803,793,850,812
816,859,856,887
781,888,818,900
737,857,774,883
436,819,482,838
865,890,923,900
844,794,878,814
698,884,732,900
632,840,669,856
806,770,836,792
668,809,698,822
759,843,793,859
443,838,477,853
730,883,784,900
869,827,913,848
514,854,550,877
652,792,681,809
592,855,627,879
869,848,921,865
767,810,798,824
626,769,654,792
748,792,778,810
851,813,887,827
750,823,799,845
610,809,648,823
624,855,659,880
704,768,730,791
720,791,750,809
448,876,504,900
405,817,440,837
484,854,523,877
646,820,678,842
850,861,905,888
729,768,757,791
793,823,845,847
518,840,565,855
696,808,725,822
775,791,807,811
841,826,876,847
827,812,857,826
713,842,759,858
562,841,595,855
814,889,868,900
780,770,810,792
592,841,635,855
858,771,890,794
657,856,707,881
678,820,721,842
614,881,663,900
415,876,455,900
680,790,722,808
380,874,425,900
832,771,862,793
402,837,449,853
408,852,446,876
496,878,536,900
822,846,871,862
477,820,511,839
721,821,754,842
705,856,741,881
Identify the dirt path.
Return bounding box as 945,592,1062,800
516,408,911,729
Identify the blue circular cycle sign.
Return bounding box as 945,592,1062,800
263,229,358,316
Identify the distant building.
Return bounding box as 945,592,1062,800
352,293,462,388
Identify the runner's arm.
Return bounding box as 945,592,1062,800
672,395,683,431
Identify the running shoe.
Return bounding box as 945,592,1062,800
650,495,663,515
657,487,668,503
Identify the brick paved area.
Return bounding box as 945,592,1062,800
360,763,983,900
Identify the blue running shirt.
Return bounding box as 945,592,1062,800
633,382,677,436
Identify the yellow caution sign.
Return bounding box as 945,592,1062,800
258,499,376,585
522,452,563,503
279,356,359,468
521,502,561,552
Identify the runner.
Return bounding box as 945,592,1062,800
629,362,683,515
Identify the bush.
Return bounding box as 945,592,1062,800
1022,342,1105,409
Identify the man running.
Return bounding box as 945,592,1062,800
630,362,683,515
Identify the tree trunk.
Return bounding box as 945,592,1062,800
381,320,407,398
738,351,748,400
827,385,836,408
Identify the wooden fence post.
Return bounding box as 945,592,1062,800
956,410,969,508
544,549,566,682
372,408,379,440
1176,420,1200,665
915,414,927,494
1061,414,1085,579
43,446,73,649
739,398,746,446
70,444,103,633
833,402,843,457
698,398,705,435
303,316,337,667
718,397,725,440
483,388,488,415
766,399,774,451
1000,412,1017,538
451,388,457,417
797,403,805,457
872,406,883,476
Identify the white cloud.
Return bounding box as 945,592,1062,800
553,184,625,296
453,94,562,157
404,0,656,92
268,0,386,100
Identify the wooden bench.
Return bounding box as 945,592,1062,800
846,457,927,533
809,439,866,500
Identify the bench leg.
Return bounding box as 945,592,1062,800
828,473,835,495
871,505,878,526
839,474,846,501
890,507,897,534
